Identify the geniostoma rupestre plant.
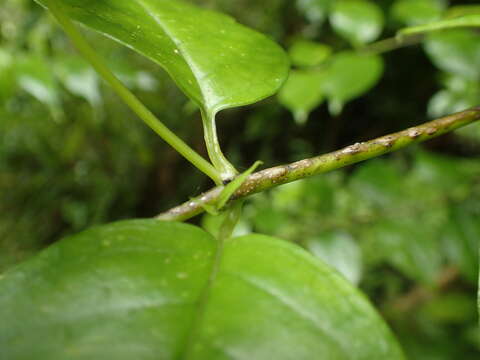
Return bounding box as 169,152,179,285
1,0,480,359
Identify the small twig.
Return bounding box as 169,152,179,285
361,34,425,55
156,108,480,222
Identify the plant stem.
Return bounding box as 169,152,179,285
45,0,222,185
201,110,238,181
157,107,480,222
361,34,424,55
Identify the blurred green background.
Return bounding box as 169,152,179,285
1,0,479,358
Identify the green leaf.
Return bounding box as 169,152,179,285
442,204,480,284
427,75,480,118
278,69,327,124
0,220,405,359
35,0,289,117
109,59,159,92
288,40,332,68
445,5,480,19
362,218,443,285
16,55,60,109
306,231,363,285
280,52,385,120
398,15,480,37
410,151,480,193
391,0,445,26
322,52,384,115
0,49,16,103
245,194,292,236
349,159,404,208
330,0,384,46
15,54,63,121
424,29,480,79
55,56,102,107
296,0,333,24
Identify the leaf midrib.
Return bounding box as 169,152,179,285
224,270,346,354
136,0,211,112
176,236,225,360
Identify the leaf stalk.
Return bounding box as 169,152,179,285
201,110,238,181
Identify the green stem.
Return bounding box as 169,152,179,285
157,107,480,222
361,34,424,55
45,0,222,185
201,109,238,181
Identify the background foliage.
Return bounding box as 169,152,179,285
0,0,479,358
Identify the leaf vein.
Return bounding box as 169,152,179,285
224,270,346,353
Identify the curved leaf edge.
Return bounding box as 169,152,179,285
36,0,290,117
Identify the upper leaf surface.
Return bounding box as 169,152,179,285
36,0,289,115
306,231,363,285
391,0,445,26
278,68,327,124
323,52,384,115
424,29,480,79
194,234,404,359
330,0,384,46
16,55,60,110
0,220,217,360
0,220,405,359
296,0,333,24
288,40,332,67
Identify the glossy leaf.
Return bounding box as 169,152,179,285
362,218,443,285
35,0,289,117
428,89,473,119
409,151,480,193
15,54,63,121
16,55,60,110
289,40,332,67
109,59,159,92
399,15,480,37
0,48,16,103
349,159,404,208
330,0,384,46
424,29,480,79
427,75,479,118
442,204,480,284
55,56,102,106
322,52,384,115
296,0,333,24
0,220,405,359
278,69,326,124
306,231,363,285
350,158,450,287
391,0,445,26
